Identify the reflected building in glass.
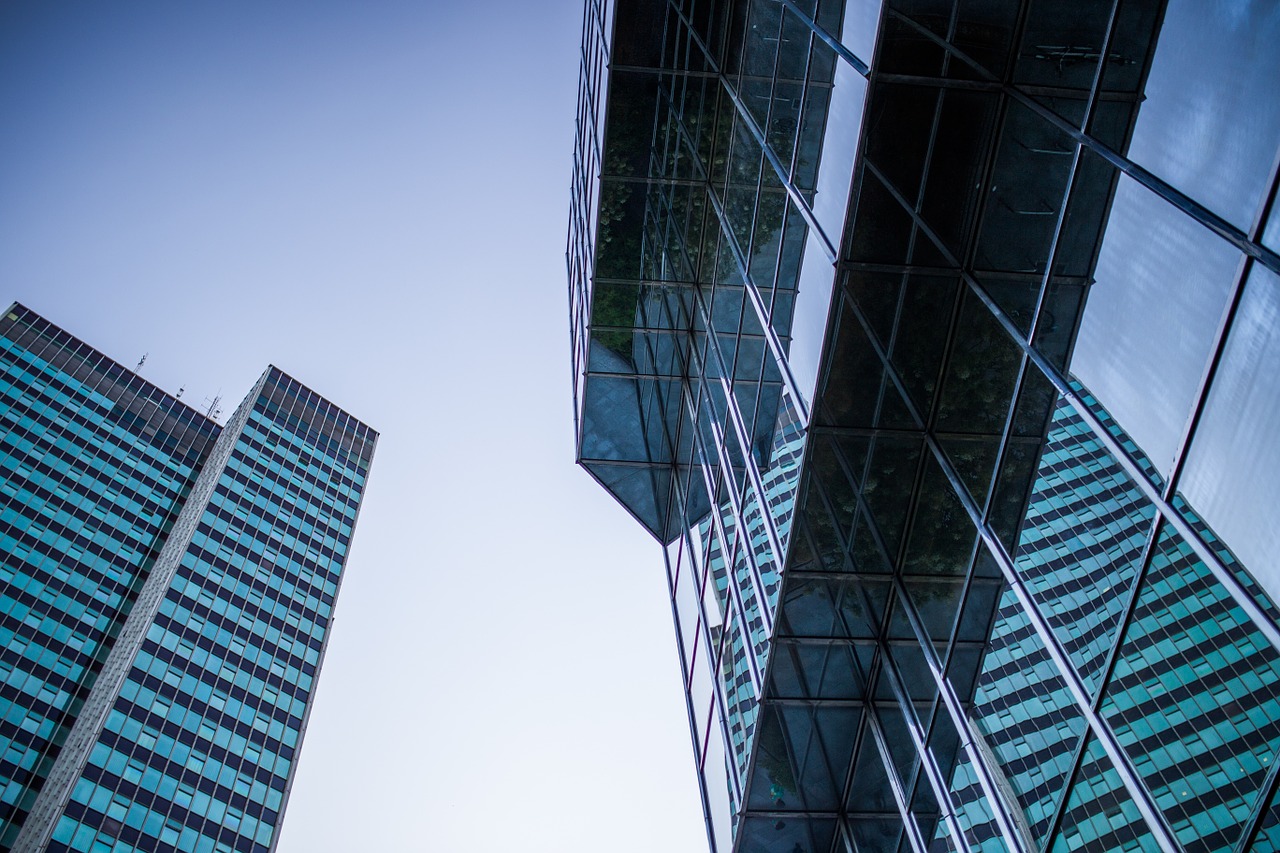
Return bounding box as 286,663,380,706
566,0,1280,851
0,304,376,853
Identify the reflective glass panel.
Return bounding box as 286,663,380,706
1123,0,1280,230
840,0,883,68
1100,523,1280,853
1048,735,1158,852
789,226,837,410
1265,201,1280,254
1180,265,1280,605
1070,175,1240,479
968,585,1088,846
811,54,869,246
1014,394,1157,697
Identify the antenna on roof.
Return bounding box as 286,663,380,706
176,387,185,400
204,394,222,420
135,353,148,372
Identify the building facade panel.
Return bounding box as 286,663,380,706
0,306,220,850
0,307,374,853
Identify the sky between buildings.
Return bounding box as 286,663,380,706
0,1,708,850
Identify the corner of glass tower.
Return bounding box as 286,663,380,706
567,1,1280,852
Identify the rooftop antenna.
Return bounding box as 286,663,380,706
204,393,223,421
135,353,148,372
176,387,185,400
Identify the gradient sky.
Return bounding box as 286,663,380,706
0,2,707,850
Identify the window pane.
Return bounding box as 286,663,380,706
1180,264,1280,604
1122,0,1280,230
1069,175,1240,479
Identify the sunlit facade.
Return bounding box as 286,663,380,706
567,1,1280,851
0,304,375,853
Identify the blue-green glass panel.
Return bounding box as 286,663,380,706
1100,524,1280,853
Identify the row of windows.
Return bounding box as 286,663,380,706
238,420,356,497
224,460,354,546
154,590,322,690
201,492,345,572
226,438,356,516
92,719,286,812
0,375,207,484
207,469,341,547
0,440,181,531
145,602,315,699
0,479,172,557
0,345,213,477
0,444,189,549
253,377,374,472
0,523,160,594
210,464,352,557
109,671,296,786
0,624,97,698
0,556,140,632
113,667,297,791
247,406,364,486
1,308,219,455
59,761,272,853
176,543,330,640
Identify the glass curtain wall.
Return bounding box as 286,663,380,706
569,0,1280,851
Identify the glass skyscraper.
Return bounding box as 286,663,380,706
567,1,1280,851
0,304,375,853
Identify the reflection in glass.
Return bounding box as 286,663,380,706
1049,735,1157,852
1070,175,1240,479
787,229,836,408
1100,523,1280,853
1180,265,1280,604
1124,0,1280,230
1265,202,1280,254
840,0,882,68
811,58,868,246
1014,395,1157,696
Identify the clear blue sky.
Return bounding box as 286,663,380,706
0,2,707,850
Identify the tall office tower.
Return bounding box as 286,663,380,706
567,0,1280,851
0,304,375,853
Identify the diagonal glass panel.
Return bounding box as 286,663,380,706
1179,265,1280,610
943,752,1014,853
845,721,898,824
744,702,859,815
738,816,838,853
1010,391,1157,697
1118,0,1280,231
1248,779,1280,852
1070,175,1241,482
1100,523,1280,853
849,817,904,853
860,436,925,562
1049,734,1159,852
768,639,870,701
963,584,1087,847
903,454,978,578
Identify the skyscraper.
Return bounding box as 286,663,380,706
0,304,375,853
567,1,1280,851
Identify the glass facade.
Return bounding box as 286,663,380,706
0,307,220,849
0,305,376,853
567,1,1280,852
